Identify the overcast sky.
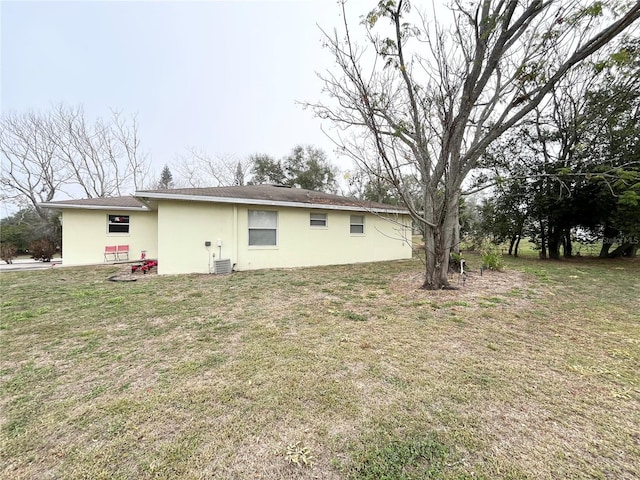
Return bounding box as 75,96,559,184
1,0,374,188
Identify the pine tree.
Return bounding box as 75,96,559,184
157,165,174,190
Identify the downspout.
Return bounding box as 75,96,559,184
233,205,238,269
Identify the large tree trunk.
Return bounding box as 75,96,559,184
607,243,636,258
548,223,561,260
422,190,458,290
513,221,524,257
599,225,618,258
422,206,446,290
563,228,572,258
452,210,461,255
599,241,613,257
539,218,547,258
508,235,516,255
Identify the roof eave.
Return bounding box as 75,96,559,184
134,191,409,215
39,202,151,212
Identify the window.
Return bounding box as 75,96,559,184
248,210,277,246
108,215,130,234
310,212,327,228
350,215,365,234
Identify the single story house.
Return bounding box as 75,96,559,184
40,185,412,275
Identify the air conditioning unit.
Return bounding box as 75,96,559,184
213,258,232,275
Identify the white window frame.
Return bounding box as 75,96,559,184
248,210,278,247
310,212,327,228
107,214,130,234
350,214,365,235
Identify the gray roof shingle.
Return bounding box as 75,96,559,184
136,185,406,212
40,196,147,210
41,185,408,213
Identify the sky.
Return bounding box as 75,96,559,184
1,0,374,192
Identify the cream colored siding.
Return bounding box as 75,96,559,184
156,200,235,275
58,199,411,274
61,209,157,266
234,206,411,271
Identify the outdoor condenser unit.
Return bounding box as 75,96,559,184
213,258,232,275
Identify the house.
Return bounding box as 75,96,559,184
40,185,412,275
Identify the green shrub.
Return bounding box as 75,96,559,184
29,239,56,262
449,251,463,272
481,247,503,271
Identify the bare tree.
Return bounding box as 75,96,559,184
111,110,150,193
308,0,640,289
51,105,149,197
0,110,68,220
1,105,150,214
173,147,254,187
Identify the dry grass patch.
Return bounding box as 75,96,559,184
1,256,639,479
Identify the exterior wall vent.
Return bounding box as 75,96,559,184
213,258,232,275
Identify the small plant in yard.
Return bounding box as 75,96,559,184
349,435,451,479
343,311,368,321
285,442,314,466
481,243,503,271
449,251,463,272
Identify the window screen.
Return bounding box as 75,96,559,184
310,213,327,227
108,215,130,233
248,210,277,246
350,215,364,234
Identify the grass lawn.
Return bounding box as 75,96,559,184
1,253,639,479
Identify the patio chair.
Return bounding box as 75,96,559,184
104,245,117,262
116,245,129,261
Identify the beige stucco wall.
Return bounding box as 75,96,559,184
61,209,158,266
235,206,412,270
154,200,411,274
156,200,235,275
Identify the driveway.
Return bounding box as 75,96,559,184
0,259,62,272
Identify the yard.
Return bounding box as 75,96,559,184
1,253,639,479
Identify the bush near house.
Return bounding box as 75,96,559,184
0,242,17,264
28,239,56,262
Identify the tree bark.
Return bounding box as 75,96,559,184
452,210,461,255
422,189,458,289
539,218,547,259
605,239,638,258
508,235,516,256
599,242,612,257
547,222,561,260
548,238,561,259
607,243,632,258
563,228,572,258
599,225,618,258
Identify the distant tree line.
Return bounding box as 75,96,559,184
465,39,639,258
171,144,339,193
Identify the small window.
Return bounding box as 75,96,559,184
108,215,130,234
350,215,364,234
310,213,327,227
248,210,277,246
